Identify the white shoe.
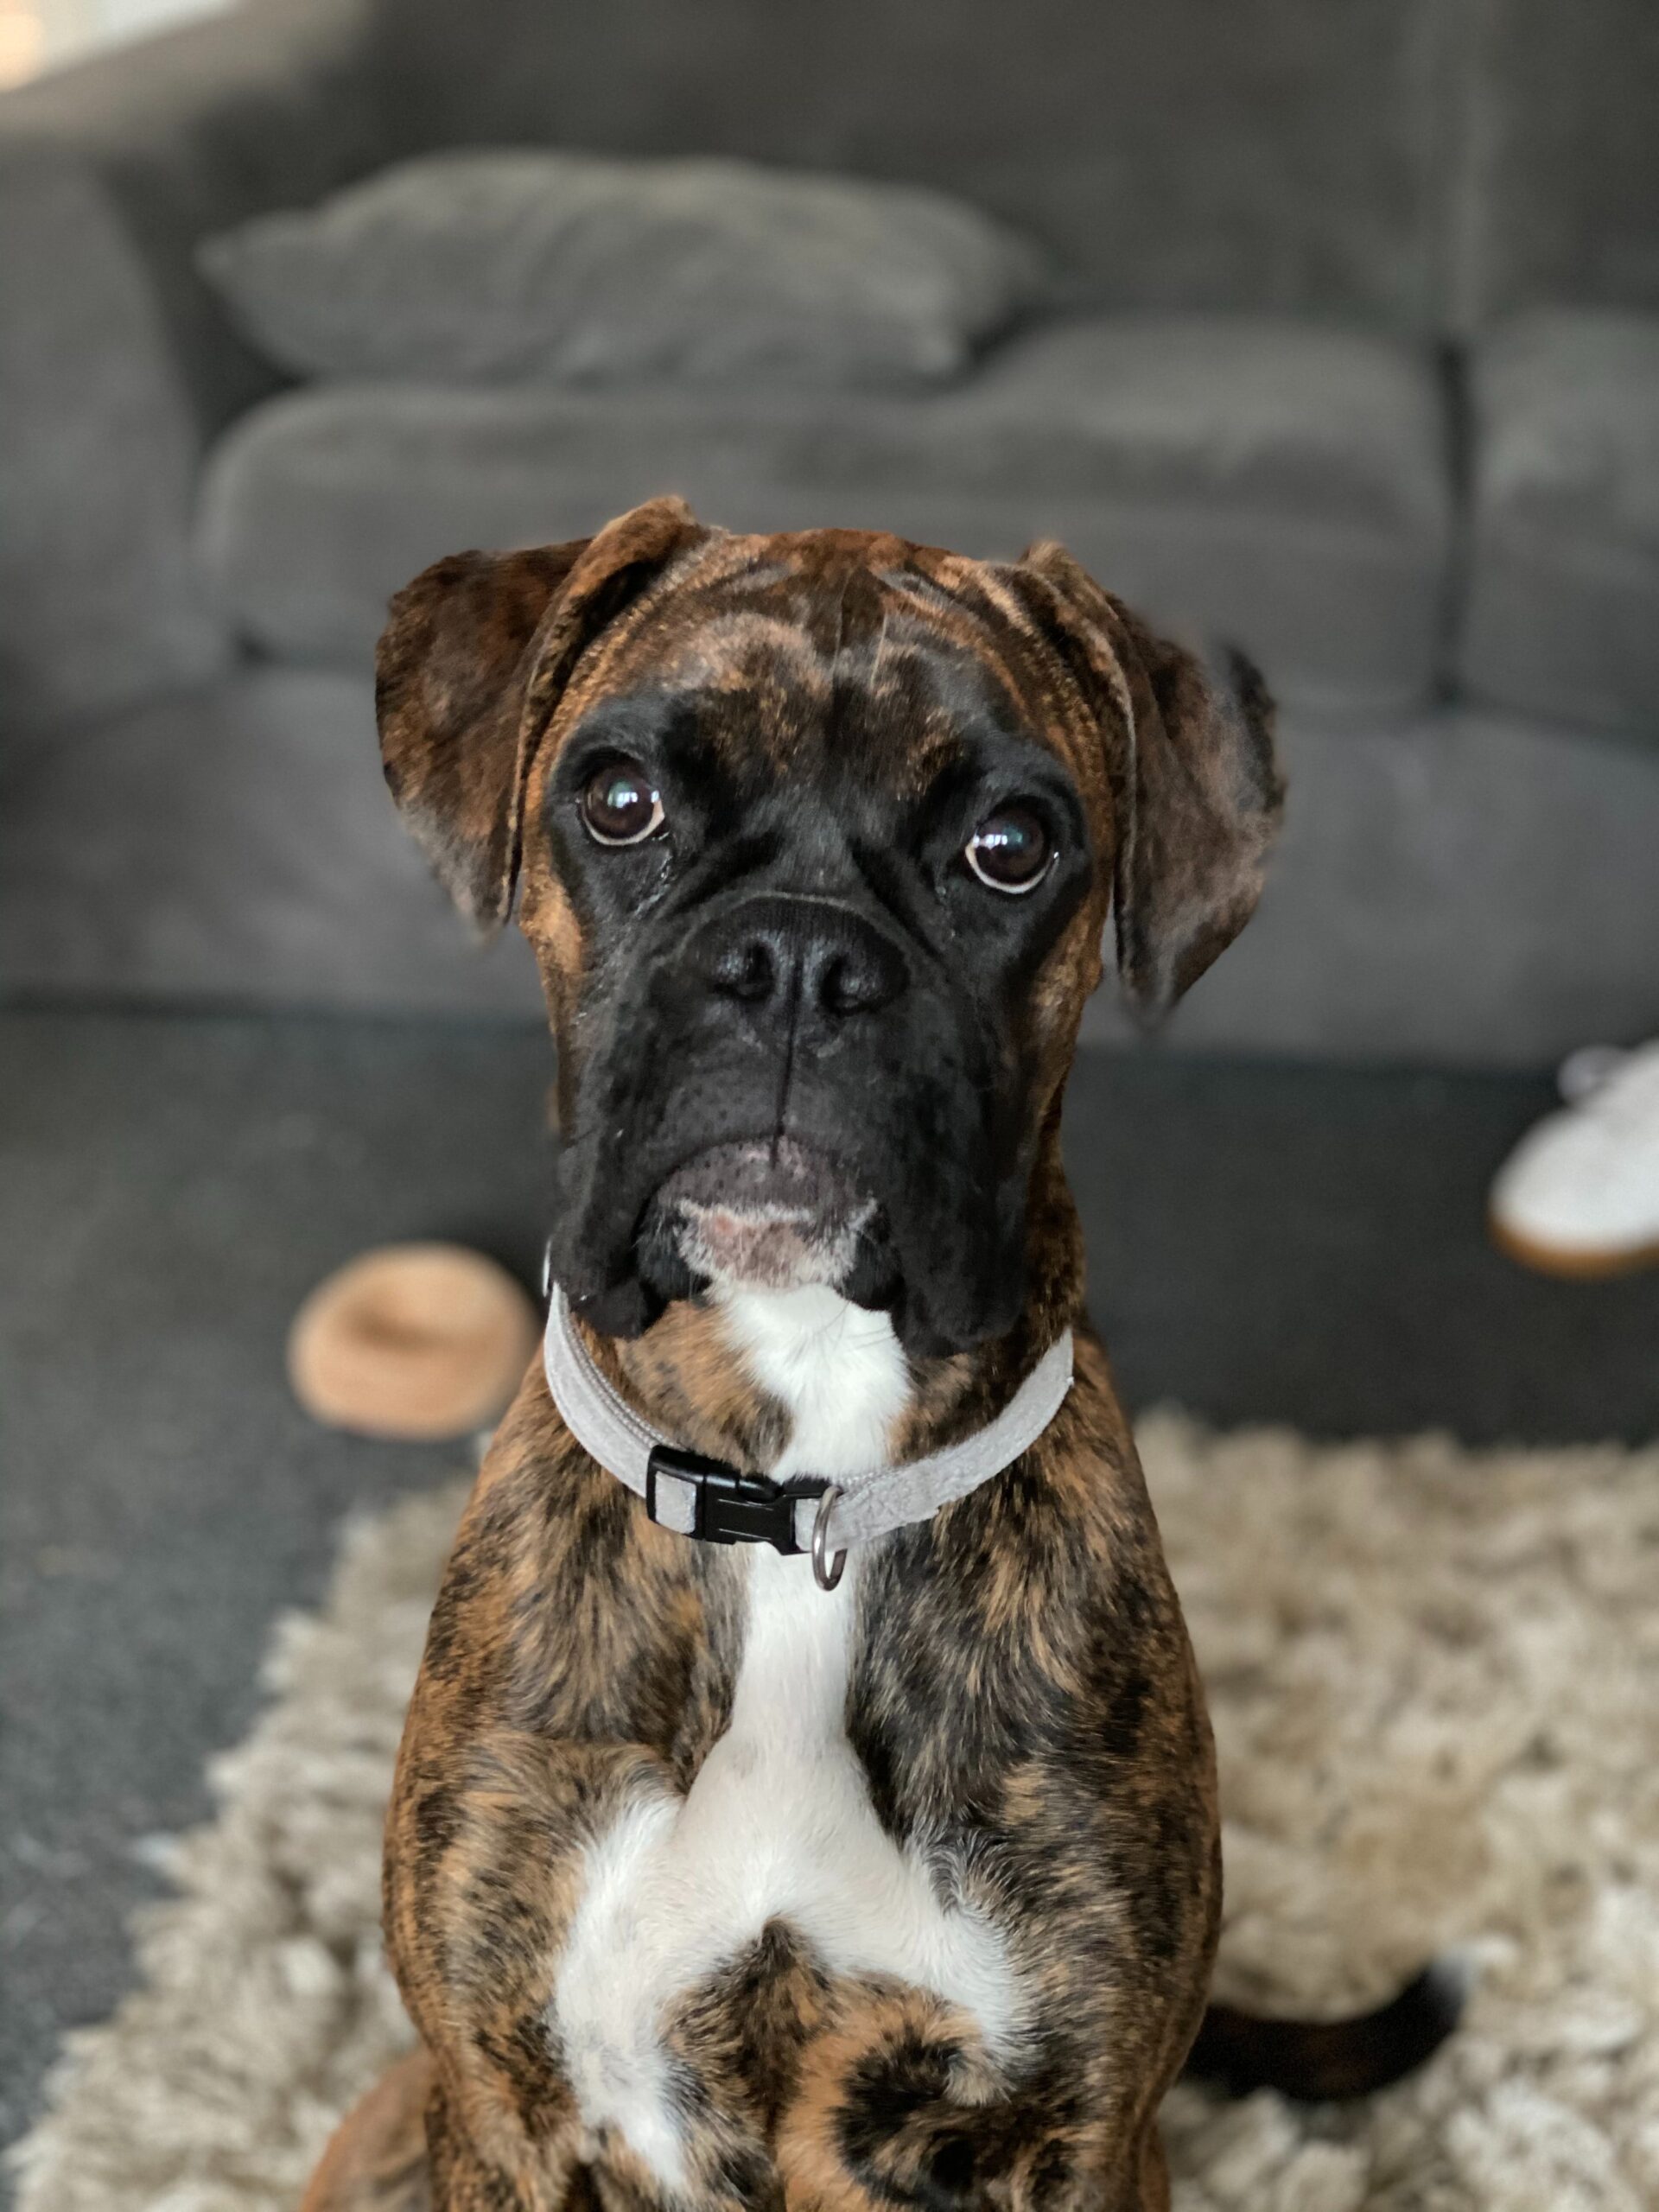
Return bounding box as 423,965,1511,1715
1490,1040,1659,1277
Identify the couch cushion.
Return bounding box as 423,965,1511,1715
197,315,1452,715
372,0,1455,330
1450,0,1659,326
0,670,542,1018
198,151,1043,389
1460,314,1659,743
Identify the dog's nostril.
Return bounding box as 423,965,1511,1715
819,950,895,1017
817,936,906,1019
709,938,775,1004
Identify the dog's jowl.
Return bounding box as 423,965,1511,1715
300,502,1446,2212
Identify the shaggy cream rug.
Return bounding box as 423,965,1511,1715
12,1417,1659,2212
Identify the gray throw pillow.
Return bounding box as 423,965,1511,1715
198,150,1045,388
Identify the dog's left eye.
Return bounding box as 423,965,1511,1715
580,760,665,846
964,805,1052,893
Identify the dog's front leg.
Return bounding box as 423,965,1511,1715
391,1719,679,2212
381,1386,741,2212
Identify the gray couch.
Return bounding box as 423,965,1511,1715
3,0,1656,1065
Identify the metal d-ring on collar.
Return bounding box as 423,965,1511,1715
538,1258,1074,1592
810,1487,847,1592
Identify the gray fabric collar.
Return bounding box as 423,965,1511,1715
541,1283,1073,1580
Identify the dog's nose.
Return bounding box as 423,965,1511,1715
691,896,906,1024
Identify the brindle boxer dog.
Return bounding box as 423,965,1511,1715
302,499,1457,2212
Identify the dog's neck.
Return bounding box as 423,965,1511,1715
709,1283,912,1479
582,1128,1086,1475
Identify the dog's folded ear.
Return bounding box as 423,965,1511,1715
376,496,707,931
1014,539,1286,1021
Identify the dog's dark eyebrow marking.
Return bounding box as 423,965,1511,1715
904,632,1038,750
553,691,698,774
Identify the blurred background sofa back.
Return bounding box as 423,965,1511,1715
2,0,1656,1061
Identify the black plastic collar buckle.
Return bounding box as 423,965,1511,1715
645,1443,817,1554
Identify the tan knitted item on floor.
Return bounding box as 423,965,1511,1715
287,1244,538,1440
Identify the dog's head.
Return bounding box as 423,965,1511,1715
378,499,1281,1355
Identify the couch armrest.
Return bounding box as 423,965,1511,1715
0,0,389,731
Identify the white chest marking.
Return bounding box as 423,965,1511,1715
550,1286,1024,2189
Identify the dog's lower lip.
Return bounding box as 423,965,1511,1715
648,1137,878,1292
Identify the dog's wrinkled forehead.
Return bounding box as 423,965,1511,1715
378,500,1282,1027
535,531,1103,810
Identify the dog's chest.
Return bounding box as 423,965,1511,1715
550,1287,1023,2190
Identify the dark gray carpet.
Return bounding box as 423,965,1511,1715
3,1008,1656,2152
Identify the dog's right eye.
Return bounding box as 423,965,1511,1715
580,760,666,846
964,804,1052,893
